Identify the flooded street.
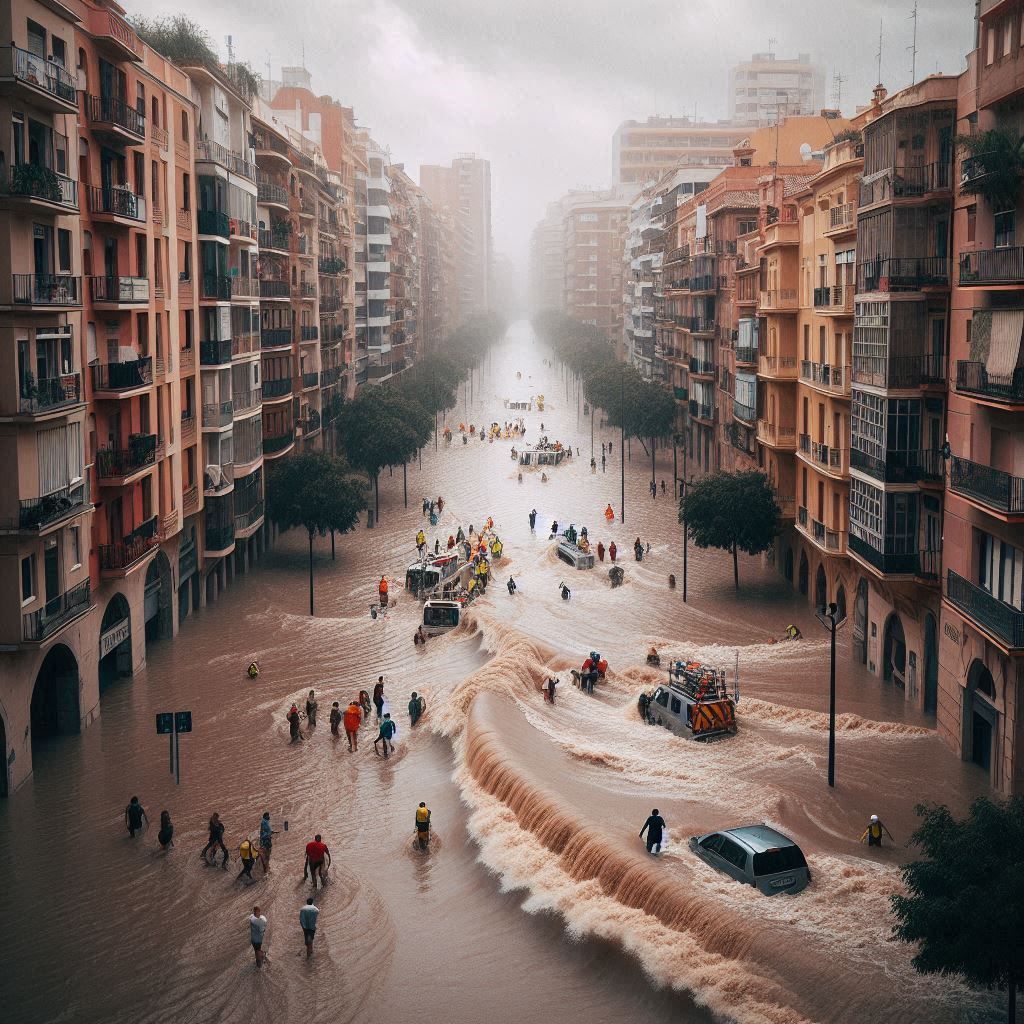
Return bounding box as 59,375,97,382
0,320,1001,1024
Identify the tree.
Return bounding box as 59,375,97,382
131,15,219,66
678,471,780,590
957,128,1024,212
892,798,1024,1024
266,452,366,615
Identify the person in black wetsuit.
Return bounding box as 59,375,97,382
639,809,666,855
529,509,537,530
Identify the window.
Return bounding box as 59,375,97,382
987,24,996,64
181,241,192,281
967,204,977,243
655,689,669,707
670,696,681,714
979,532,1024,608
1003,15,1013,57
57,229,72,273
717,838,748,870
51,36,66,67
699,834,724,854
21,554,36,603
995,209,1015,249
77,47,87,87
136,81,145,117
27,19,46,58
70,525,81,568
738,219,757,235
753,846,807,876
182,172,191,211
180,109,189,142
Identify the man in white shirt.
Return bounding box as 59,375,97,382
299,898,319,958
249,906,268,967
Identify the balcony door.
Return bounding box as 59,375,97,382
33,224,53,276
103,236,117,279
99,59,126,104
43,537,60,607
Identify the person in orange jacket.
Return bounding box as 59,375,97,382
343,700,363,752
378,576,389,607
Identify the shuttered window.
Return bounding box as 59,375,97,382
37,422,82,494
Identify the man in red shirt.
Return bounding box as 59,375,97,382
303,834,331,888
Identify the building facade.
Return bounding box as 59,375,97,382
729,52,825,126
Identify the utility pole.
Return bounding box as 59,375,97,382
620,367,625,526
908,1,918,85
877,19,884,85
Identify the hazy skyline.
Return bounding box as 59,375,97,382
162,0,974,273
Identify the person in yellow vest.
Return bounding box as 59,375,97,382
415,802,431,849
860,814,895,848
416,530,426,555
237,837,257,882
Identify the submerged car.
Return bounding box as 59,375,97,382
689,824,810,895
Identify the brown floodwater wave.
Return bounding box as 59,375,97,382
0,320,1003,1023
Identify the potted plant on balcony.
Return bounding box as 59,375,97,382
11,163,61,202
957,128,1024,210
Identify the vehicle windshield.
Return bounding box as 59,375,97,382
752,846,807,876
424,605,460,627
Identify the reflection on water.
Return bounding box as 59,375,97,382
0,321,1000,1024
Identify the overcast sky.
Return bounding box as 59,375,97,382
158,0,973,278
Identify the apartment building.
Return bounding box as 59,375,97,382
529,201,566,313
612,117,751,186
845,79,956,711
562,187,635,343
940,2,1024,793
417,193,456,351
389,164,421,375
729,52,825,127
781,135,863,619
420,154,492,314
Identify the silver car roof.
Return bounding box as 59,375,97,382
722,825,798,854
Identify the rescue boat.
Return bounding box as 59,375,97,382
405,552,466,599
638,660,738,741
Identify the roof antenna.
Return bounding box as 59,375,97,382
225,34,234,64
908,1,918,84
877,19,884,85
832,70,847,109
768,36,777,59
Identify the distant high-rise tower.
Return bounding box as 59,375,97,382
729,52,825,126
420,156,492,314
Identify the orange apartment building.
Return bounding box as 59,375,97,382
941,1,1024,793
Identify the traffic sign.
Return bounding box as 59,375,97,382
174,711,193,734
156,712,173,735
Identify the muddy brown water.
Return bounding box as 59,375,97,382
0,320,1001,1023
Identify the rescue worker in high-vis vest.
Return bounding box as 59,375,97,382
415,802,431,849
860,814,895,847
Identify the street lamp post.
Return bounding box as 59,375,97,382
620,366,625,526
817,601,840,787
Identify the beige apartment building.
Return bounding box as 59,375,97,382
613,117,750,187
729,52,825,127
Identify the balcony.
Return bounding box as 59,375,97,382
850,447,943,484
22,579,91,643
200,272,231,301
258,229,292,253
798,507,847,554
89,275,149,305
99,516,159,575
91,357,153,393
233,387,262,415
959,246,1024,287
86,185,146,224
758,354,798,379
301,371,319,390
319,294,341,313
946,570,1024,650
299,282,317,299
181,414,197,447
733,400,756,424
85,94,146,144
955,361,1024,406
859,163,952,207
11,274,80,308
300,326,319,342
813,285,853,314
688,357,715,377
263,430,295,455
96,435,158,483
826,202,855,235
319,256,346,275
257,179,289,207
857,256,949,293
849,534,940,579
949,456,1024,517
261,377,293,399
199,339,232,365
260,329,292,351
1,46,78,111
235,500,265,537
17,480,88,532
298,409,322,435
800,361,850,396
320,366,343,387
18,373,82,416
202,400,233,429
260,279,290,300
197,209,230,239
756,419,796,449
254,129,290,161
195,138,255,181
735,346,757,366
204,521,236,554
230,276,258,299
182,484,199,517
204,462,234,494
759,289,798,312
851,353,945,390
3,164,78,211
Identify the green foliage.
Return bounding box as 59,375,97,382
582,363,675,441
131,15,218,67
678,472,780,589
957,128,1024,211
10,163,61,202
226,62,261,100
337,387,424,478
266,451,366,537
892,797,1024,1011
533,310,615,376
401,354,460,417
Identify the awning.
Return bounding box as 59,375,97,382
987,309,1024,385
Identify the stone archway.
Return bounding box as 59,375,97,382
798,550,809,595
814,563,827,610
99,593,132,692
963,659,997,776
853,577,868,664
144,550,173,646
883,613,906,687
835,584,847,623
31,644,81,742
